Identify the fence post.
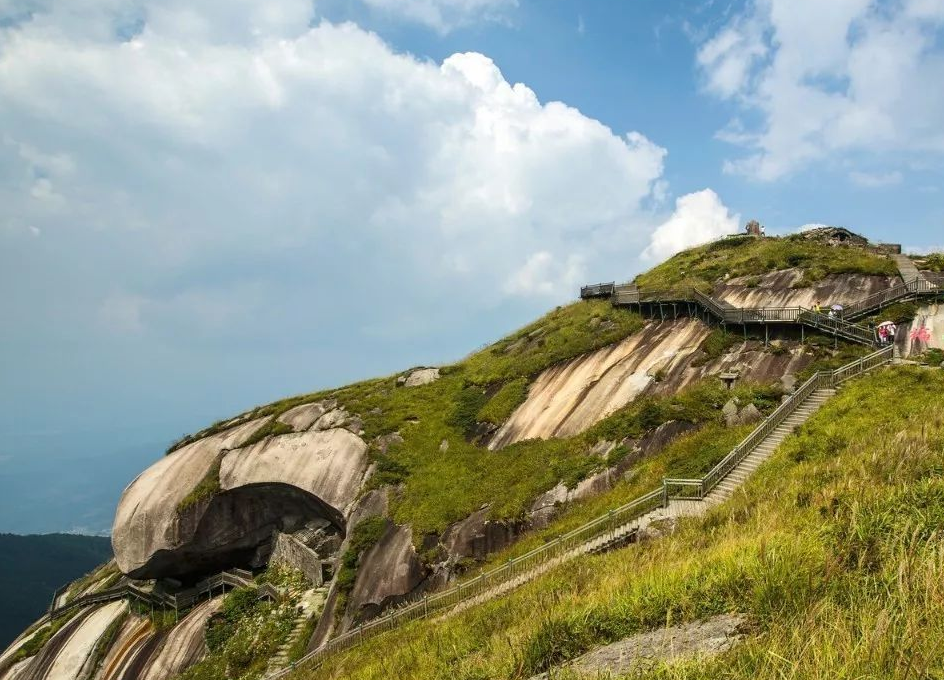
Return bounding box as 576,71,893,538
662,481,668,507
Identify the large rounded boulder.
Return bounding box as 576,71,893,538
112,408,370,580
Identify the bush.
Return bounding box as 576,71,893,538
477,378,529,425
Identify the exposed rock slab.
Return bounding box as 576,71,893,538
898,302,944,358
220,428,368,516
97,616,151,680
490,319,711,449
0,659,31,680
443,508,522,561
277,403,327,431
402,368,440,387
346,523,426,625
714,271,898,309
530,613,745,679
111,418,267,576
43,602,125,680
139,598,222,680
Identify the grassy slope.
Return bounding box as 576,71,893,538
165,236,889,544
634,234,896,290
299,366,944,680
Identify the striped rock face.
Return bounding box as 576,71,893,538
713,271,900,309
111,413,370,580
489,316,819,450
489,318,712,449
0,598,224,680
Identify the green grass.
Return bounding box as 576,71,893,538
917,253,944,272
476,379,530,426
63,561,119,604
177,457,224,513
294,366,944,680
177,575,297,680
11,608,81,663
690,328,740,366
635,234,896,290
160,300,646,542
460,300,646,385
335,517,390,616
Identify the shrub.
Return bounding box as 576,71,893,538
476,378,529,425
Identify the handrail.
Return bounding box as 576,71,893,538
592,276,943,328
270,346,895,678
607,283,877,345
46,568,257,620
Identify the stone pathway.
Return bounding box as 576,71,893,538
264,588,326,674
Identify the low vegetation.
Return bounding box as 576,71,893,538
177,573,298,680
634,234,896,290
298,366,944,680
335,517,389,616
10,609,80,663
177,457,224,513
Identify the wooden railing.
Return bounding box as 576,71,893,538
46,568,257,620
269,348,895,678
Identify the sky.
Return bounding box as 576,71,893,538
1,0,943,534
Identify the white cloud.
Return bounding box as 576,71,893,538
698,0,944,180
642,189,740,261
503,251,584,297
360,0,516,32
0,0,670,357
849,170,904,187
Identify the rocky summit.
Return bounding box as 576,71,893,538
3,230,944,680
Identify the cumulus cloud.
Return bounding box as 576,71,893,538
698,0,944,180
361,0,517,32
0,0,670,361
642,189,740,261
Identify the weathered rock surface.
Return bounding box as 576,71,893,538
897,302,944,357
97,615,150,680
113,417,369,579
490,319,712,449
530,613,746,679
44,601,125,680
714,271,898,309
490,317,811,449
111,417,266,577
442,507,523,561
277,402,327,431
220,428,368,518
345,523,426,625
139,598,222,680
401,368,440,387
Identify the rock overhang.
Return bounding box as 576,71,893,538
112,415,369,580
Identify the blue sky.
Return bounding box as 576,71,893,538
1,0,942,534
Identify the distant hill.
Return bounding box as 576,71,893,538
0,533,112,648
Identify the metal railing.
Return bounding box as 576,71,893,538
270,347,895,678
674,346,893,500
46,568,257,620
610,283,877,345
580,282,615,298
596,275,944,334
